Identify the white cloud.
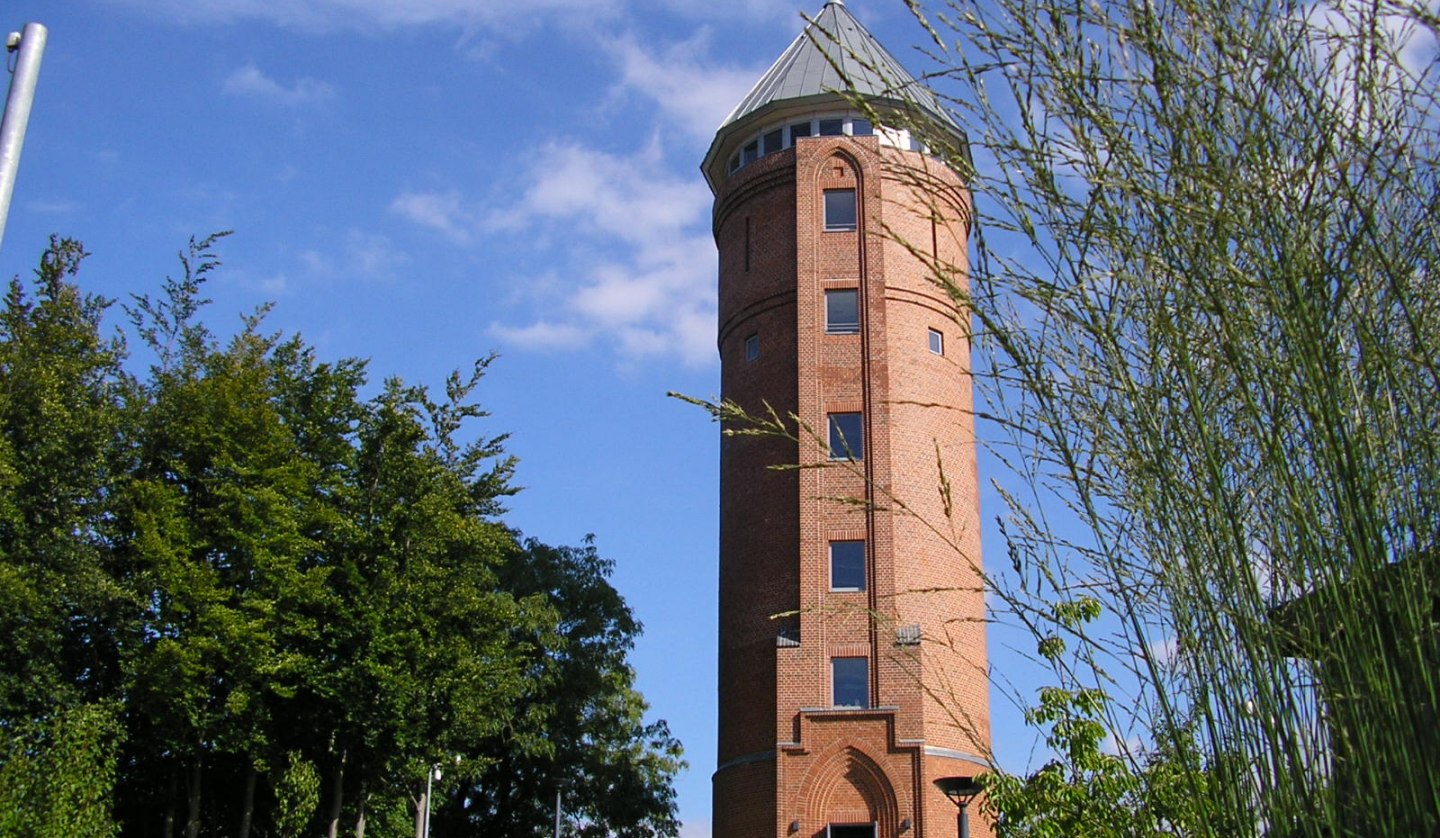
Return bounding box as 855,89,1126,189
487,320,592,352
25,198,80,215
494,140,711,244
114,0,787,32
223,63,335,106
475,139,716,368
1302,0,1439,130
1147,635,1179,666
258,273,290,295
299,228,406,281
603,33,767,139
390,190,474,244
115,0,624,31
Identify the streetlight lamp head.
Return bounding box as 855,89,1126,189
934,775,984,806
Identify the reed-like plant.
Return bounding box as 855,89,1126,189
880,0,1440,833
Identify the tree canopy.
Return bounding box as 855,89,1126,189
0,234,682,837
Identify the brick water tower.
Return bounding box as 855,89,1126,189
703,3,991,837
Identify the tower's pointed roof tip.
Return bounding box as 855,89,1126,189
717,0,953,133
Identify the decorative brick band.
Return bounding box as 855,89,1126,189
922,745,990,765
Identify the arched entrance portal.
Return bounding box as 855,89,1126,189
801,747,899,837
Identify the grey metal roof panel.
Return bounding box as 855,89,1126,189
720,0,949,129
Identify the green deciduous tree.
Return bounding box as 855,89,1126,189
0,702,123,838
0,237,127,717
0,235,682,837
443,537,684,837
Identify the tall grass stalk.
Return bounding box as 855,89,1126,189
866,0,1440,833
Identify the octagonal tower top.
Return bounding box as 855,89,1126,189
700,0,963,192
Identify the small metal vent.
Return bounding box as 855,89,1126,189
895,624,922,646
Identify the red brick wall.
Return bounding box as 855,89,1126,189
714,134,990,838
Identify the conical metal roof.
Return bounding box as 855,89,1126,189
720,0,948,131
702,1,960,190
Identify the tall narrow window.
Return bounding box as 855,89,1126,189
830,540,865,590
832,657,868,708
828,413,864,461
745,333,759,362
824,189,857,231
744,216,751,272
825,289,859,334
928,328,944,355
790,121,813,142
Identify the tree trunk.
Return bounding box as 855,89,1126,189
238,761,257,838
163,772,177,838
326,751,346,838
413,786,427,838
353,788,368,838
185,760,202,838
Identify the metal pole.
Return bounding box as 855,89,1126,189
0,22,46,252
959,802,969,838
553,787,561,838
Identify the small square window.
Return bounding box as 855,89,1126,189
742,140,759,165
818,118,845,136
928,328,944,355
763,129,784,156
825,289,859,334
790,121,813,142
830,540,865,590
828,413,864,461
832,657,868,708
824,189,857,231
851,118,873,136
745,333,759,362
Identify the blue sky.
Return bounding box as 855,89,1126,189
0,1,1044,834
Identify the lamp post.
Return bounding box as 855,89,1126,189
0,21,45,252
935,776,985,838
421,763,442,838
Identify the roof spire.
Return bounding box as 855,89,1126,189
715,2,946,131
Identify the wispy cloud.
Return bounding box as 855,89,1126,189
487,320,591,352
468,139,715,367
223,63,335,106
117,0,789,32
391,190,474,244
25,198,81,215
603,32,767,140
300,229,407,281
117,0,623,31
